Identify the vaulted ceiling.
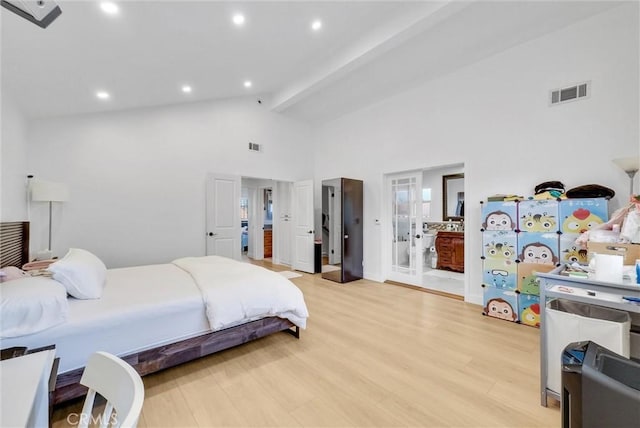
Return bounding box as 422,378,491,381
1,1,623,122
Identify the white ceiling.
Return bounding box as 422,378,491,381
1,1,623,122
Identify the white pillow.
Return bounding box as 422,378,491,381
48,248,106,299
0,276,69,338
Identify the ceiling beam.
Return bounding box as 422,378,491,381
269,1,473,114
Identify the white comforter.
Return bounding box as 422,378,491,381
172,256,308,330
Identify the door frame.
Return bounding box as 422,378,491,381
241,177,296,266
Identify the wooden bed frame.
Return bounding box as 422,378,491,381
0,221,300,405
55,318,299,404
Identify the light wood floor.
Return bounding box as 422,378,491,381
52,262,559,427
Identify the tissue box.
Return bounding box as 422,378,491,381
587,241,640,265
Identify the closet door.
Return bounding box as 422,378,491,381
341,178,363,282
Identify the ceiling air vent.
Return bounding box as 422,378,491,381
248,142,262,153
550,81,590,106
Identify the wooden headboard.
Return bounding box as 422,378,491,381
0,222,30,268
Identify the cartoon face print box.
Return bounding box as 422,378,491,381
482,231,518,289
517,232,559,266
559,198,608,234
518,199,559,233
518,294,541,328
481,201,517,232
483,287,519,323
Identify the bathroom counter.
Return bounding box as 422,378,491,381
435,231,464,273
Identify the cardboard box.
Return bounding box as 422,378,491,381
587,241,640,265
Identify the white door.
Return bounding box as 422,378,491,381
274,181,293,266
387,171,423,285
206,173,241,260
292,179,314,273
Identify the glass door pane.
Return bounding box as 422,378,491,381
390,173,422,284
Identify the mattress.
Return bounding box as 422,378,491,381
0,263,210,373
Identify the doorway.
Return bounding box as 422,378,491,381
239,177,298,267
240,178,273,262
263,187,273,258
384,164,465,297
206,174,313,270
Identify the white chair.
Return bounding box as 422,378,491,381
78,352,144,428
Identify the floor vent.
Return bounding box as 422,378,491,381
550,81,590,106
248,142,262,152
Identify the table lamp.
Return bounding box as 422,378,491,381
30,180,69,255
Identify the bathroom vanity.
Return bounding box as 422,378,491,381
435,231,464,272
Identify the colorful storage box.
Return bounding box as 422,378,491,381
481,201,518,232
517,199,559,233
517,232,560,266
559,198,608,234
517,293,541,328
483,286,519,323
559,233,588,265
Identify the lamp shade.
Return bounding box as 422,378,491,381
612,156,640,173
31,180,70,202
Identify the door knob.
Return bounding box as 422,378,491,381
308,230,313,234
208,232,217,237
415,234,421,239
344,234,349,239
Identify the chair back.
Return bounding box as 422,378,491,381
79,351,144,428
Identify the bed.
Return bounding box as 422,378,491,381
0,222,308,404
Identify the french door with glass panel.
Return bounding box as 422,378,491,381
388,171,423,285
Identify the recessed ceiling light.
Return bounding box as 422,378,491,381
96,91,110,100
100,2,119,15
311,20,322,31
244,80,252,88
232,14,245,26
182,85,192,93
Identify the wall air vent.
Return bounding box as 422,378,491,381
550,81,590,106
248,142,262,152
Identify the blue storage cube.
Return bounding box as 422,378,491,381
483,286,519,323
559,198,608,234
517,199,559,233
517,262,556,296
517,293,540,328
517,232,560,265
483,264,518,289
481,201,518,232
482,230,518,266
559,233,588,265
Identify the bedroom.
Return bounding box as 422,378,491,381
1,1,638,426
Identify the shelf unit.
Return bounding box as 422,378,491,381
537,267,640,406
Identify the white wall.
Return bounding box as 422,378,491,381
313,4,639,304
1,94,29,221
26,97,312,267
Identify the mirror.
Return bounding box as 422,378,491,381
321,178,364,283
321,179,342,281
443,173,464,221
